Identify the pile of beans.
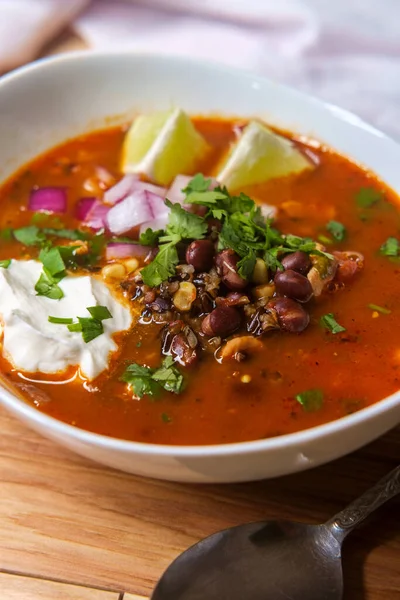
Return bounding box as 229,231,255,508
122,236,363,366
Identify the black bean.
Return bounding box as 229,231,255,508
171,333,198,367
208,305,241,337
269,297,309,333
274,269,313,303
281,251,311,275
215,249,247,291
150,297,170,312
186,239,215,271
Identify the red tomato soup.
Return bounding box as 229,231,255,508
0,116,399,445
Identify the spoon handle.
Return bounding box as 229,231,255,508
326,465,400,542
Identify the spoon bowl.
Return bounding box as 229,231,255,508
152,521,343,600
152,466,399,599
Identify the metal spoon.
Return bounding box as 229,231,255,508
152,465,399,600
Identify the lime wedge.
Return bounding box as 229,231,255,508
121,108,210,186
217,121,314,190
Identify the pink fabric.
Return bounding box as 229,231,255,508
0,0,400,139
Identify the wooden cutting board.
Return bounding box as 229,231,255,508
0,408,399,599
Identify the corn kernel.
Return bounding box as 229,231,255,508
173,282,197,312
252,258,268,285
372,311,379,319
102,263,126,281
241,374,252,383
124,258,139,273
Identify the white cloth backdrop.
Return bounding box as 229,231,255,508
1,0,400,139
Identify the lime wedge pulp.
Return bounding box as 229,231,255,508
217,120,314,191
121,108,210,186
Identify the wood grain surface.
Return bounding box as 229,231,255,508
0,409,399,599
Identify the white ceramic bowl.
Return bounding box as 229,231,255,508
0,52,399,483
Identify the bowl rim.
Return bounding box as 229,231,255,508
0,50,399,457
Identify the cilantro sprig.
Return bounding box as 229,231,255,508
380,237,399,257
140,201,207,287
295,388,324,412
326,220,346,242
35,245,79,299
121,356,184,398
320,313,346,334
138,173,335,286
49,305,112,343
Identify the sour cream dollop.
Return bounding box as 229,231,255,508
0,260,132,380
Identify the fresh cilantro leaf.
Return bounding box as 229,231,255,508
87,305,112,320
356,187,382,208
139,228,163,246
0,259,11,268
162,201,207,242
182,173,212,194
367,303,391,315
185,190,227,206
326,220,346,241
320,313,346,334
14,225,46,246
380,237,399,257
39,247,66,276
237,250,257,279
121,357,184,398
67,323,82,332
141,243,179,287
31,213,64,228
35,268,64,299
121,363,161,399
48,316,74,324
264,247,284,271
152,356,184,394
75,317,104,343
295,389,324,412
43,227,87,241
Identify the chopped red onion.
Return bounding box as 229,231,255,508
28,187,67,214
131,180,167,198
103,174,139,205
106,242,150,261
106,190,153,235
83,200,110,230
75,197,96,221
95,166,116,189
165,175,193,205
260,204,277,220
147,192,169,219
139,216,169,236
104,174,166,206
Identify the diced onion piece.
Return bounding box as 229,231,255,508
139,216,169,235
131,179,167,198
95,166,116,188
147,192,170,220
83,200,110,230
260,204,277,220
106,242,150,260
28,187,67,214
166,175,193,205
106,190,153,235
104,174,166,206
103,174,139,205
75,197,96,221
